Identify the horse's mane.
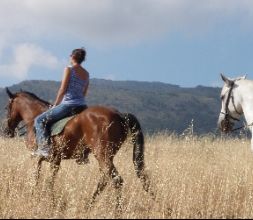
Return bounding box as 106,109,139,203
18,91,51,106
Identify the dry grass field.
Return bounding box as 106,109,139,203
1,133,253,219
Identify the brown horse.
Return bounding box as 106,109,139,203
4,88,151,207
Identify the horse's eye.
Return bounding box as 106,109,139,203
221,96,225,100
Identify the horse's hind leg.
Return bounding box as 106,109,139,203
89,172,108,207
140,172,156,200
110,164,124,212
90,156,124,212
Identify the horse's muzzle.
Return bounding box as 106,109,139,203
220,120,234,133
3,127,15,138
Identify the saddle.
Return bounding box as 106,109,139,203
49,105,87,136
50,116,74,136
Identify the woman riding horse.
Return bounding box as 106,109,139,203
34,48,89,157
4,49,152,207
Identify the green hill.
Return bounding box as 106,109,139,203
0,79,221,134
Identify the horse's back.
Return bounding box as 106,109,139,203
83,105,120,115
64,105,125,139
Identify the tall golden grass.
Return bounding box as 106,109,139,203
1,133,253,219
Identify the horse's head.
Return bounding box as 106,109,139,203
218,74,246,133
4,88,22,137
4,88,50,138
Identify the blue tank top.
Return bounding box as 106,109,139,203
61,67,88,105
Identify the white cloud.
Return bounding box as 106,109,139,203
1,0,253,46
22,0,253,45
1,0,253,81
0,43,60,79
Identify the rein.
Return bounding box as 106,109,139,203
17,123,27,136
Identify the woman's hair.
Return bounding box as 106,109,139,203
71,48,86,64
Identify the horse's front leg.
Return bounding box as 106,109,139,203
44,155,61,207
35,157,45,186
48,155,61,191
31,157,45,196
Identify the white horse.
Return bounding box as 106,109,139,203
218,74,253,150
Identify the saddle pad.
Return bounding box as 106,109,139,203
50,116,74,136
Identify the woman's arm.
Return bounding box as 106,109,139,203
83,79,89,97
54,67,71,106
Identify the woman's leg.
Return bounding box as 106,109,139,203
34,112,51,156
34,104,81,157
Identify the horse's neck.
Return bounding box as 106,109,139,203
238,80,253,125
20,99,48,126
20,99,48,150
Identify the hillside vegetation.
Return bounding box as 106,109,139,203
0,79,221,134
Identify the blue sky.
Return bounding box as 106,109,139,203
0,0,253,88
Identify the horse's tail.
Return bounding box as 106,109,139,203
122,113,151,193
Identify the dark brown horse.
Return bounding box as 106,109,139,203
4,88,151,207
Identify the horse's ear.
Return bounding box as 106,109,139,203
221,73,228,83
240,74,247,80
5,87,15,99
234,74,247,81
220,73,234,86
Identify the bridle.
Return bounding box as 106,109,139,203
220,82,253,132
220,81,241,123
